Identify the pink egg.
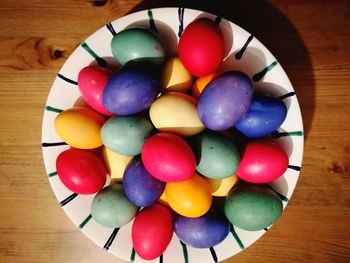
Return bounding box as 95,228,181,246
132,203,173,260
236,140,289,183
77,66,112,115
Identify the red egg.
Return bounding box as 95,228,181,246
141,132,196,182
178,18,225,77
132,203,173,260
236,140,289,183
78,66,112,116
56,148,107,194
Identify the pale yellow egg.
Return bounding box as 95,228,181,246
207,174,239,197
102,146,133,180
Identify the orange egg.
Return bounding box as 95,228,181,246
191,72,218,99
165,173,212,217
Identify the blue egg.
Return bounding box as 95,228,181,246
198,71,253,131
235,94,287,138
174,211,230,248
102,61,160,115
123,157,165,207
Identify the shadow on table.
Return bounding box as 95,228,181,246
128,0,315,139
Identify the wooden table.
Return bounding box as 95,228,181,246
0,0,349,262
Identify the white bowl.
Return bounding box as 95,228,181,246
42,7,304,263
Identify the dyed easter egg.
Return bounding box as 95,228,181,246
207,174,239,197
56,149,106,194
91,183,139,228
149,92,205,137
175,211,229,248
102,62,160,115
123,157,165,207
132,204,173,260
224,184,283,231
235,94,287,138
101,115,153,156
111,28,166,65
165,173,212,217
193,131,240,179
161,57,193,92
54,107,105,149
198,71,253,131
192,72,218,99
77,65,112,115
142,132,196,182
178,18,225,76
102,146,133,180
237,140,289,183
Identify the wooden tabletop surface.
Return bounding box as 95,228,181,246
0,0,349,262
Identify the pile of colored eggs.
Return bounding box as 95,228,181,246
54,18,289,260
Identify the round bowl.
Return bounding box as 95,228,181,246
42,7,304,263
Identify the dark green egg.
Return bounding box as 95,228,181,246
224,184,283,231
111,28,166,65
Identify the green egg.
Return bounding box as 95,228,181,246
224,184,283,231
91,184,139,228
101,115,153,156
111,28,166,65
193,131,240,179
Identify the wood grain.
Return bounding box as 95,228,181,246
0,0,349,262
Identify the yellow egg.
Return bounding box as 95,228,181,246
159,190,169,206
54,107,105,149
102,146,133,180
161,57,193,93
191,72,218,99
150,92,205,137
165,173,212,218
207,174,239,197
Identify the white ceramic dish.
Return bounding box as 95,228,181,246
42,7,304,263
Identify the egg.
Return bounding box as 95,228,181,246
192,131,240,179
91,183,139,228
56,149,106,194
175,210,230,248
224,184,283,231
236,140,289,183
207,175,239,197
161,57,193,93
54,107,105,149
102,146,133,180
77,65,112,116
101,115,153,156
191,72,218,99
123,157,165,207
235,94,288,138
102,61,160,115
149,92,205,137
141,132,196,182
165,173,212,217
178,18,225,76
132,204,173,260
111,28,166,65
198,71,253,131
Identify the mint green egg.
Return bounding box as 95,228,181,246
111,28,166,65
194,131,240,179
91,184,139,228
101,115,153,156
224,184,283,231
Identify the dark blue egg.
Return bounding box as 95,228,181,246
102,62,160,115
174,211,230,248
123,157,165,207
198,71,253,131
235,94,287,138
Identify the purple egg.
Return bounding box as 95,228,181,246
198,71,253,131
102,62,160,115
174,210,230,248
123,157,165,207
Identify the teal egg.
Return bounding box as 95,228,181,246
91,184,139,228
111,28,166,65
101,115,153,156
224,184,283,231
193,131,240,179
